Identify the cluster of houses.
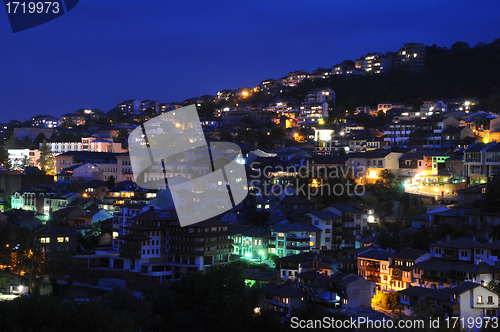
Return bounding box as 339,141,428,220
2,41,500,327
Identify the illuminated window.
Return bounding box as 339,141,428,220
57,237,64,243
310,241,315,247
478,296,483,304
41,237,50,243
65,237,69,242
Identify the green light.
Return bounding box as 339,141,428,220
258,251,264,255
245,253,252,258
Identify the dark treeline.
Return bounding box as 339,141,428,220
0,264,287,332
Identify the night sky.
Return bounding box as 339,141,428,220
1,0,500,121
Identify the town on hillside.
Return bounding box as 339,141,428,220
2,40,500,331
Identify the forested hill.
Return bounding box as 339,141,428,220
284,39,500,118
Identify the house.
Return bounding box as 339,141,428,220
357,248,392,292
35,226,79,259
464,142,500,185
303,88,335,105
10,185,58,215
2,209,45,230
297,271,331,304
399,286,433,316
269,221,321,258
304,210,342,250
244,270,277,287
324,203,368,248
99,181,158,214
328,272,376,309
43,137,122,156
31,115,59,129
389,249,430,291
297,103,328,127
399,282,500,329
338,246,376,274
278,252,334,280
279,195,315,217
413,238,500,289
384,116,460,148
263,283,306,319
55,151,132,182
393,43,426,73
232,227,270,260
448,282,500,330
112,203,157,249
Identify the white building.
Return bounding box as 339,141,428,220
7,149,41,169
42,137,122,155
298,102,328,127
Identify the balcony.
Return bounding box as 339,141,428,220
287,235,310,241
343,226,361,231
365,265,380,272
286,243,310,250
421,275,449,283
366,275,381,282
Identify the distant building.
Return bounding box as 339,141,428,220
304,88,335,105
393,42,426,73
42,137,122,155
31,115,59,129
298,103,328,127
14,127,53,141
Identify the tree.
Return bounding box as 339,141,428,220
482,176,500,212
32,133,46,149
372,290,399,310
20,136,32,149
116,128,129,145
36,139,55,175
4,135,21,149
81,221,103,252
0,147,11,170
487,280,500,293
106,175,116,189
18,156,30,173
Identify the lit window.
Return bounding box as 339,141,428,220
57,237,64,243
478,296,483,304
65,237,69,242
310,241,315,247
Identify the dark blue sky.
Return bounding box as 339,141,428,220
1,0,500,121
